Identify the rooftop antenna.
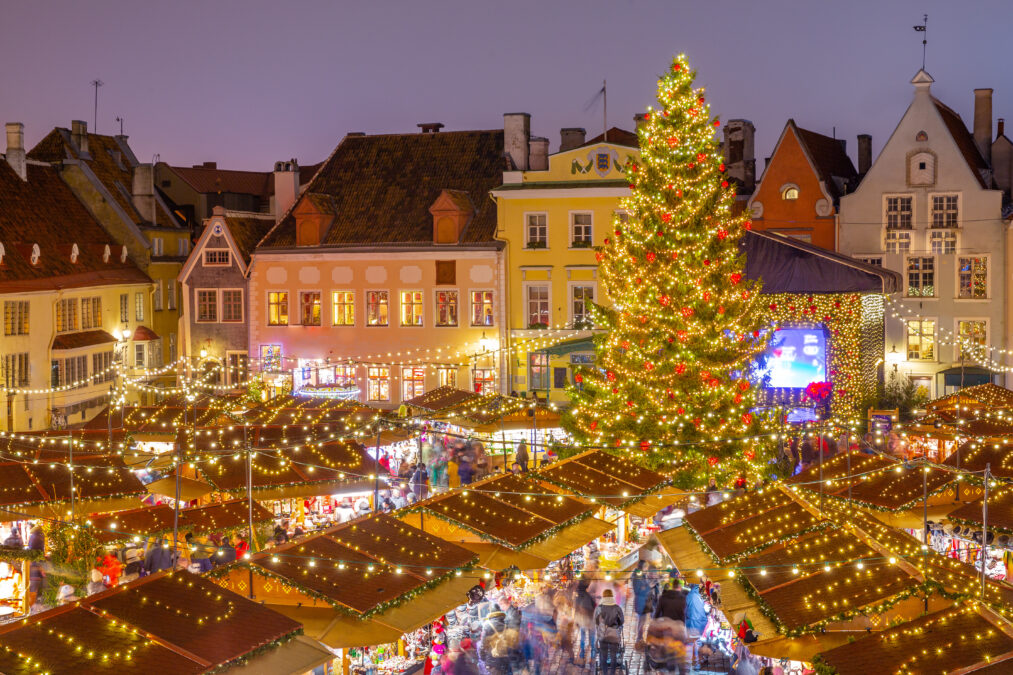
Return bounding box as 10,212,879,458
603,79,607,143
90,79,104,132
914,14,928,70
115,116,124,136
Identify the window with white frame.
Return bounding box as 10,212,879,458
930,230,957,254
473,368,495,394
526,285,549,328
153,281,163,311
906,257,935,297
81,297,101,329
957,320,987,361
437,367,457,388
885,196,913,229
435,290,458,327
91,351,113,384
221,289,243,322
781,186,799,200
367,291,389,326
260,344,282,372
931,194,959,228
571,213,592,246
958,257,988,299
152,237,164,257
367,366,390,401
334,365,356,387
906,319,935,361
400,290,423,326
471,291,494,326
571,284,595,327
529,353,549,391
3,352,28,388
119,294,128,323
167,280,177,310
177,239,189,257
3,301,28,336
203,249,230,266
526,213,547,248
401,366,425,401
268,292,288,326
331,291,354,326
135,292,144,321
134,343,146,368
197,290,218,322
859,257,883,267
885,230,911,253
300,291,321,325
56,298,77,333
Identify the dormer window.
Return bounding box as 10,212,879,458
120,246,128,263
429,190,475,244
780,184,800,200
103,244,111,263
70,243,79,263
30,244,40,266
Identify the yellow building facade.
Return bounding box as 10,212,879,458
493,128,640,404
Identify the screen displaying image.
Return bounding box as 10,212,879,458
756,326,828,389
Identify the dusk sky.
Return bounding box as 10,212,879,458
3,0,1011,171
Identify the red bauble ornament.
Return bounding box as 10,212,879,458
738,380,750,391
677,407,685,414
589,421,597,430
730,272,742,284
717,306,726,314
667,137,679,148
752,330,760,338
644,112,651,120
621,340,630,349
639,315,648,324
733,393,742,404
606,371,616,382
661,213,672,223
671,252,679,260
628,183,636,189
646,252,656,262
643,361,654,371
698,96,705,104
693,417,703,427
744,449,756,461
709,378,720,387
574,374,583,384
656,231,665,238
714,120,720,127
626,400,634,407
604,237,611,245
703,291,711,302
614,228,622,236
769,303,777,310
742,413,753,425
703,258,711,266
744,220,753,230
667,335,674,343
717,229,728,240
677,330,688,342
672,64,681,71
658,294,670,306
680,306,694,318
675,363,686,374
719,163,726,172
635,277,643,285
612,387,619,394
687,162,695,169
696,152,706,161
676,189,683,197
595,252,604,262
667,389,675,400
707,456,719,467
640,440,651,452
721,180,730,188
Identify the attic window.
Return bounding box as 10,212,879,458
120,245,128,263
0,243,5,266
916,130,929,142
103,245,111,263
780,185,800,200
30,244,40,266
70,243,79,263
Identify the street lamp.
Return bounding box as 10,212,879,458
886,345,903,372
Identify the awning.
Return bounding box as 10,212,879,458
522,517,613,562
622,492,686,518
51,329,116,350
272,606,402,650
225,635,334,675
941,366,994,387
748,633,856,662
457,542,550,572
541,336,594,357
146,475,214,502
369,575,476,633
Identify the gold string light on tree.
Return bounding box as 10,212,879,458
564,53,770,485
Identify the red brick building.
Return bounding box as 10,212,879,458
747,120,862,251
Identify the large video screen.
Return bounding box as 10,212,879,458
756,326,828,389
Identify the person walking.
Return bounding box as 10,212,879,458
653,579,687,622
457,451,474,486
573,577,596,665
631,560,656,646
685,583,708,667
592,588,625,675
514,441,529,472
411,462,428,500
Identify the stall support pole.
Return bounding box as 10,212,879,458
982,463,990,599
923,459,929,611
817,423,824,513
373,424,382,509
68,429,75,524
846,444,852,507
173,401,184,563
245,420,255,597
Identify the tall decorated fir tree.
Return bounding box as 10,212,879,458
565,54,770,482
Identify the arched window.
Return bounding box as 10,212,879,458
781,185,800,200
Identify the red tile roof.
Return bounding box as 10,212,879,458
792,122,858,200
260,129,505,248
222,213,275,264
934,98,990,188
168,165,273,197
582,127,639,148
131,325,159,341
51,329,117,350
0,161,150,291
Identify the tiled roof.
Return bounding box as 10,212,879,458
168,164,273,197
581,127,639,148
260,129,505,248
0,161,151,291
51,329,117,350
933,98,990,188
793,123,858,199
223,213,275,263
131,325,159,341
28,129,182,229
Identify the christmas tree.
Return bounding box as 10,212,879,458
565,54,770,481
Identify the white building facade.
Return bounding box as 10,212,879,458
839,70,1008,397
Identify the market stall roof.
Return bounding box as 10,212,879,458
87,499,274,544
224,635,335,675
145,474,215,501
0,570,302,674
535,449,679,515
816,603,1013,675
949,487,1013,535
925,383,1013,413
210,513,478,647
943,441,1013,480
404,386,542,428
788,452,954,511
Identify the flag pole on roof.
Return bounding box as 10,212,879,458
914,14,928,70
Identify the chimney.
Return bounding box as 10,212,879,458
71,120,89,154
418,122,444,134
504,113,531,171
195,161,217,169
273,159,300,223
857,134,872,174
528,136,549,171
132,163,155,223
5,123,26,181
974,88,993,165
999,118,1006,139
559,127,586,152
